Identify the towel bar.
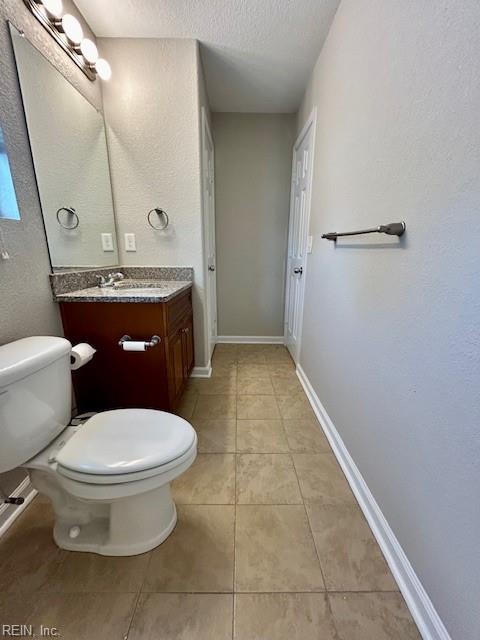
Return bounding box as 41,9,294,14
321,221,406,241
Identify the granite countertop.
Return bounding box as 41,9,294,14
54,280,192,303
50,267,194,303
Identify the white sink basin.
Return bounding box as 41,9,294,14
113,280,169,292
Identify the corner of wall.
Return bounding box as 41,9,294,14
195,41,213,368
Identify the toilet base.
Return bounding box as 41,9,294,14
53,500,177,556
53,491,178,556
30,469,179,556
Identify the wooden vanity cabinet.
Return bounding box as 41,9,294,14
165,316,194,406
59,288,194,413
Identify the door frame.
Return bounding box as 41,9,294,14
201,107,217,361
284,107,317,364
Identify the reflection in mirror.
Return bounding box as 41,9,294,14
10,24,119,269
0,126,21,221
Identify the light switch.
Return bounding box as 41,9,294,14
101,233,114,252
306,235,313,254
124,233,136,252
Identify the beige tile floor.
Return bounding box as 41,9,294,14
0,345,421,639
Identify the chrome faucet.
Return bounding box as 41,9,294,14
96,272,125,288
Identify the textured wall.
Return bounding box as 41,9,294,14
0,0,102,515
99,38,209,367
213,113,294,337
297,1,480,638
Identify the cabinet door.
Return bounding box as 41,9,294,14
60,302,169,412
168,327,185,405
182,316,194,377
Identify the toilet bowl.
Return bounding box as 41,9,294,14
0,337,197,556
27,409,197,556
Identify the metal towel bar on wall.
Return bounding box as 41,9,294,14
321,221,406,242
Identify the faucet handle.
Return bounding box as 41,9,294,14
108,272,125,281
95,274,106,287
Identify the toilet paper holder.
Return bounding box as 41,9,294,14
118,335,161,349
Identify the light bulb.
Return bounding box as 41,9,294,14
95,58,112,81
61,14,83,45
41,0,63,20
80,38,98,64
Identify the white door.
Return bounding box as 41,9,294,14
284,109,316,363
202,109,217,359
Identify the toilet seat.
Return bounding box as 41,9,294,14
55,408,196,483
56,438,197,485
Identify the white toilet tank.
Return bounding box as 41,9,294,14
0,336,72,473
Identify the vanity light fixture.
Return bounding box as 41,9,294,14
41,0,63,20
23,0,112,81
61,13,83,46
95,58,112,81
80,38,98,65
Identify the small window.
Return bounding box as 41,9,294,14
0,126,20,220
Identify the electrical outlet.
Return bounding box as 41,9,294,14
101,233,114,252
124,233,136,252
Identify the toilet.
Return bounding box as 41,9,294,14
0,336,197,556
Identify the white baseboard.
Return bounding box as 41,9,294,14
190,362,212,378
0,477,37,538
216,336,285,344
296,364,451,640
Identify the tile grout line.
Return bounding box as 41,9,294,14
290,448,328,590
195,451,333,455
285,388,344,639
3,588,403,595
123,589,143,640
232,360,238,640
289,459,345,639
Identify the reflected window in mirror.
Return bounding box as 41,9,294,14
0,126,20,221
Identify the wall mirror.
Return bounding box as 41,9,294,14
10,24,119,269
0,125,21,221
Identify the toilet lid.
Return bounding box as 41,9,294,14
56,409,196,475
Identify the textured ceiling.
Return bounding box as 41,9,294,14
75,0,340,112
